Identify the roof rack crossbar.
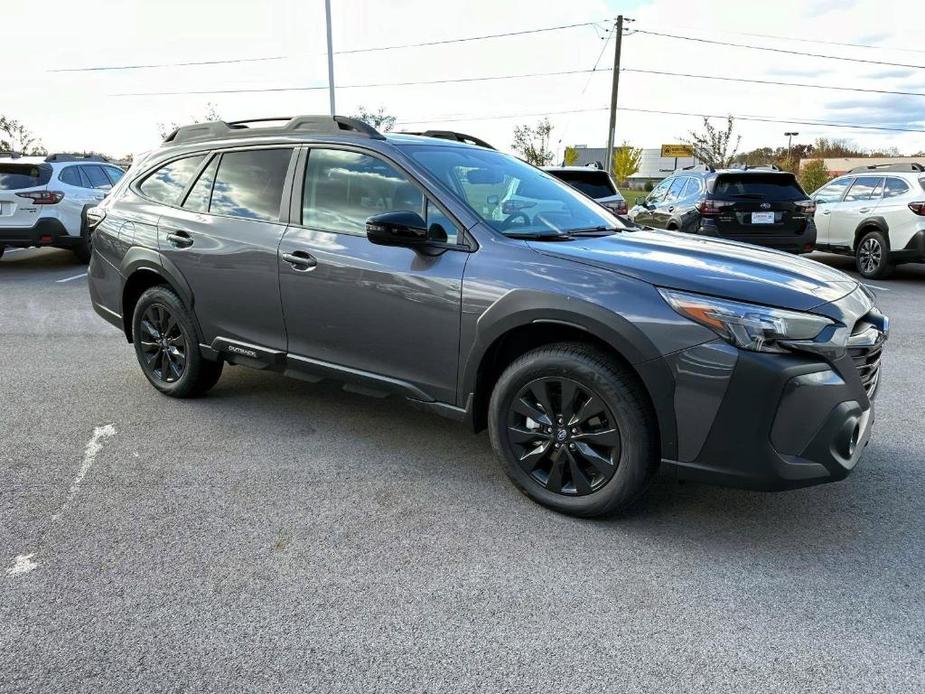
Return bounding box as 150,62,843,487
44,153,109,163
681,163,714,172
847,162,925,174
164,115,386,145
398,130,495,149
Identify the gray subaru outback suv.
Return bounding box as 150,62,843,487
87,115,888,517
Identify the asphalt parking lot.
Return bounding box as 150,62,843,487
1,247,923,693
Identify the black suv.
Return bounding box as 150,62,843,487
628,166,817,253
87,116,886,517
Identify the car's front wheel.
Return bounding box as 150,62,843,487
856,230,894,279
132,286,223,398
488,343,659,517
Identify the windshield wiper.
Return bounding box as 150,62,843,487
566,225,621,236
504,229,573,240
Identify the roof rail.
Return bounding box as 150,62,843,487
163,115,386,145
0,150,23,159
44,153,109,163
847,162,925,174
398,130,495,149
682,163,715,172
740,163,782,171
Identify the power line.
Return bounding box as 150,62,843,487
48,55,287,73
398,105,925,134
633,29,925,70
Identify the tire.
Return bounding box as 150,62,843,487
131,286,223,398
488,343,659,518
856,230,894,279
73,210,92,264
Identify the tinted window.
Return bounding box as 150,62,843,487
549,170,616,199
665,177,686,202
139,155,205,205
104,166,124,185
884,177,910,198
82,165,112,190
714,173,806,201
209,149,291,221
814,177,851,204
680,177,701,198
59,166,82,187
183,156,219,213
844,176,883,202
648,178,672,203
303,148,424,235
0,163,52,190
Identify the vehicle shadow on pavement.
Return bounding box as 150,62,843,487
0,248,85,272
810,251,925,283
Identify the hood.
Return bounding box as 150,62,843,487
529,228,858,311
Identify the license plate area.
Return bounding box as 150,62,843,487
751,211,775,224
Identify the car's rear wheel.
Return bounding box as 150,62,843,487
74,210,92,263
488,343,658,517
132,286,223,398
856,230,894,279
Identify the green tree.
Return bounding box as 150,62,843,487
563,146,579,166
0,116,45,154
350,105,396,132
684,115,741,168
611,142,642,186
799,159,831,194
512,118,555,166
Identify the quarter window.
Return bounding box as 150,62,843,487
209,149,292,221
138,155,206,205
883,177,910,198
302,148,424,236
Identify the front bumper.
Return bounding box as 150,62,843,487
0,218,77,248
698,217,816,254
661,340,878,492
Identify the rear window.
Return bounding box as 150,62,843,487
549,170,617,199
713,173,806,201
0,163,52,190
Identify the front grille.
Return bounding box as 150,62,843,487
847,321,885,398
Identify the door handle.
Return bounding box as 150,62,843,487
858,208,871,214
166,231,193,248
282,250,317,271
821,210,831,215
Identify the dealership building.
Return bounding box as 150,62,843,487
800,157,924,176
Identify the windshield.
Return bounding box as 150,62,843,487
404,145,621,236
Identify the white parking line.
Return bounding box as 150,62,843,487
864,283,891,292
5,424,117,578
56,272,88,284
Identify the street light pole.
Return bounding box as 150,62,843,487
324,0,336,116
785,131,799,169
604,16,626,175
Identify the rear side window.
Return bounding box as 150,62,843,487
183,156,219,213
883,177,910,198
209,149,291,221
680,177,701,198
82,165,113,190
0,163,52,190
665,177,686,202
844,176,882,202
550,170,616,199
59,166,82,187
138,155,206,205
714,173,806,201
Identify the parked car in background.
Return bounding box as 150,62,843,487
0,153,124,262
628,165,816,254
810,163,925,279
88,115,886,518
544,165,627,215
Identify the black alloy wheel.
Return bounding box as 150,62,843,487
507,376,621,496
856,230,894,279
138,303,188,384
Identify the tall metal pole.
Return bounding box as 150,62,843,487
324,0,336,115
604,16,624,175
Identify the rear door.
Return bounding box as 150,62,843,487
830,176,883,248
711,172,811,238
0,162,52,231
155,147,295,351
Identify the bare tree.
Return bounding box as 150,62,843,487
350,106,396,132
157,102,223,139
512,118,555,167
0,116,46,155
684,116,741,169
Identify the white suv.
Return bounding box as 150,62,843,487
0,154,125,262
812,163,925,279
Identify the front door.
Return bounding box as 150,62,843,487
154,147,294,350
829,176,883,249
278,146,467,404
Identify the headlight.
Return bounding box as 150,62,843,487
658,288,834,353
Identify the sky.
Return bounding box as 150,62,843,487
3,0,925,159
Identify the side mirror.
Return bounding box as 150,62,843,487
366,211,428,247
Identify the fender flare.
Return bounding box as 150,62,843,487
853,216,889,250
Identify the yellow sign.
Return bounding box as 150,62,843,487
661,144,694,158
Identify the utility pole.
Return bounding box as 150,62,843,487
324,0,336,115
785,131,799,170
604,16,627,175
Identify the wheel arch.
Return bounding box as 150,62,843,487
120,249,198,343
853,216,889,251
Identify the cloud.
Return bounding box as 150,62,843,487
824,94,925,129
766,67,833,78
866,68,916,79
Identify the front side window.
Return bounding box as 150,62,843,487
647,178,672,204
813,177,851,204
844,176,882,202
209,149,292,221
883,177,910,198
302,148,425,235
138,155,205,205
406,145,620,236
